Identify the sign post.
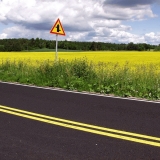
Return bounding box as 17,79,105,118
50,18,65,62
55,34,58,61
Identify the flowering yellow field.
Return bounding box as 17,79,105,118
0,51,160,67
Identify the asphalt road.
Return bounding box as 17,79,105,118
0,82,160,160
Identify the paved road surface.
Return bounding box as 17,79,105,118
0,82,160,159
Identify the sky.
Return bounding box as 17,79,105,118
0,0,160,44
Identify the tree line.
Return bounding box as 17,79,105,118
0,38,158,52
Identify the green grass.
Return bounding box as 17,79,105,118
0,58,160,100
22,48,82,52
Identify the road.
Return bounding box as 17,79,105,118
0,82,160,160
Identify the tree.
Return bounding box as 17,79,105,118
0,38,157,52
90,41,97,51
127,42,137,50
137,44,145,51
0,45,4,51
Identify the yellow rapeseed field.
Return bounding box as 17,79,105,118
0,51,160,67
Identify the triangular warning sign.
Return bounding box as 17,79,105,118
50,18,65,36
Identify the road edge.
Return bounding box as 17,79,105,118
0,80,160,104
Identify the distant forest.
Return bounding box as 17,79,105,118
0,38,159,52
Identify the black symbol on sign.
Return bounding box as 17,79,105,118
56,24,61,32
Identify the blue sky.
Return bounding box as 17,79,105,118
124,4,160,34
0,0,160,44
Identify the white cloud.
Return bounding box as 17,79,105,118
104,0,159,7
0,0,159,44
2,26,31,38
144,32,160,44
0,0,156,28
0,33,7,39
102,4,157,20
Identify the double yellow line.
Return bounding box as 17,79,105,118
0,105,160,147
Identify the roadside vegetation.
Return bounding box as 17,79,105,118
0,58,160,100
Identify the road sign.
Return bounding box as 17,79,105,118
50,18,65,36
50,18,66,62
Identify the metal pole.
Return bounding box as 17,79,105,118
55,34,58,62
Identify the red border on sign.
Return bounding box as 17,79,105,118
50,18,66,36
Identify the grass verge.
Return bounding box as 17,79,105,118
0,58,160,100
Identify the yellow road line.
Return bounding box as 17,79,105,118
0,105,160,142
0,106,160,147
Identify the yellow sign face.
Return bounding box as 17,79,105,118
50,18,65,36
